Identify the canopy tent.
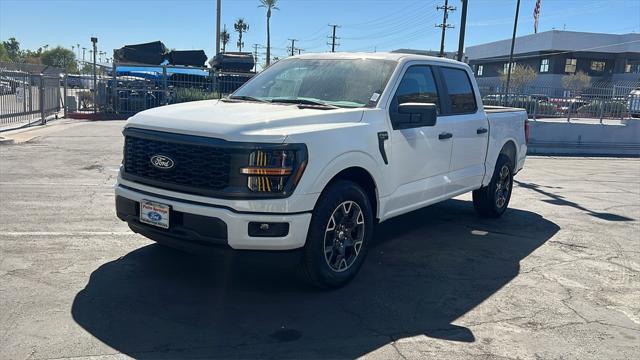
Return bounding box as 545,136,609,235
114,41,208,67
167,50,208,67
114,41,168,65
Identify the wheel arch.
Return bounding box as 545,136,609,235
323,166,379,221
499,140,517,170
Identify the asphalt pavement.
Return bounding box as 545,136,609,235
0,120,638,359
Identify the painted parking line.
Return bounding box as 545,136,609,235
0,231,132,236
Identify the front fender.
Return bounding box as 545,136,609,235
306,151,384,196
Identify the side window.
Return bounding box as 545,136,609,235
440,67,477,114
393,66,439,107
389,65,440,127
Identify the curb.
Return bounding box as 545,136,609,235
0,136,15,145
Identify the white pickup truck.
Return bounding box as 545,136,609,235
115,52,528,288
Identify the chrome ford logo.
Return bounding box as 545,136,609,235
150,155,175,169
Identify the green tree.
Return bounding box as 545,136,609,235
41,46,78,73
259,0,279,66
562,71,591,95
500,64,537,91
80,63,94,74
0,43,11,62
2,37,20,61
234,18,249,52
220,25,230,53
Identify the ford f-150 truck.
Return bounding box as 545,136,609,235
115,52,528,288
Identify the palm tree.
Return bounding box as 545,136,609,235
220,25,230,53
259,0,279,66
234,18,249,52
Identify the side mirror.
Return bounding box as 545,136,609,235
397,102,437,128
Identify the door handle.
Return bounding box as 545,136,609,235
477,127,488,134
438,132,453,140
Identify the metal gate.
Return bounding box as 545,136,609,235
0,69,61,130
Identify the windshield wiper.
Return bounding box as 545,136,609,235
224,95,268,103
269,98,339,109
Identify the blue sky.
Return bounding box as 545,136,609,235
1,0,638,65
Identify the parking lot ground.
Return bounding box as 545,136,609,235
1,120,639,360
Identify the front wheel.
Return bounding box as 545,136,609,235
302,180,373,289
473,154,513,218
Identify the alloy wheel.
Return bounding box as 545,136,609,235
495,165,511,209
323,201,366,272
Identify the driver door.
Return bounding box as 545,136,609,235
384,64,454,217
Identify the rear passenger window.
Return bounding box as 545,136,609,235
441,67,477,114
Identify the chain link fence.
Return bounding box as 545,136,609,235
478,81,640,121
0,69,61,130
62,64,254,118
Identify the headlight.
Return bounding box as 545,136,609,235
240,146,307,194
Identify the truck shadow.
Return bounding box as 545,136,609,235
71,199,559,359
514,180,634,222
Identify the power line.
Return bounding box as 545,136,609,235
436,0,456,57
341,1,428,29
328,24,340,52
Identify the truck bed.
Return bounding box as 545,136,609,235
484,105,526,113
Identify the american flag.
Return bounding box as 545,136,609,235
533,0,542,33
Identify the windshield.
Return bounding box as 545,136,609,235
232,58,397,108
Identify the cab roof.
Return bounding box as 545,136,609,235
290,51,466,66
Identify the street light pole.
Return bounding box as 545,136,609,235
456,0,468,62
91,37,98,114
216,0,221,55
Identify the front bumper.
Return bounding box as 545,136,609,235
115,184,312,251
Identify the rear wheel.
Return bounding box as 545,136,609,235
473,154,513,218
302,180,373,289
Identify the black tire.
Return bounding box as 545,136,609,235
473,154,513,218
302,180,374,289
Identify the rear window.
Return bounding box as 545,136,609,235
441,67,477,114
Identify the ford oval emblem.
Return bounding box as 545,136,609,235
150,155,175,170
147,211,162,221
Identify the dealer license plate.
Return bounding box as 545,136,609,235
139,200,170,229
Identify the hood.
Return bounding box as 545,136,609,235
125,100,365,143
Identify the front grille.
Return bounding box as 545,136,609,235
123,133,232,193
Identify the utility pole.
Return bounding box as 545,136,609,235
456,0,468,62
216,0,221,55
436,0,456,57
328,24,340,52
253,43,259,72
297,48,303,55
288,39,297,56
504,0,521,105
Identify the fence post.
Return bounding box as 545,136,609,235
39,75,46,125
162,66,168,106
599,99,605,124
63,73,68,118
112,62,118,115
532,98,538,121
56,77,61,115
23,75,28,114
566,92,572,123
28,75,33,115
